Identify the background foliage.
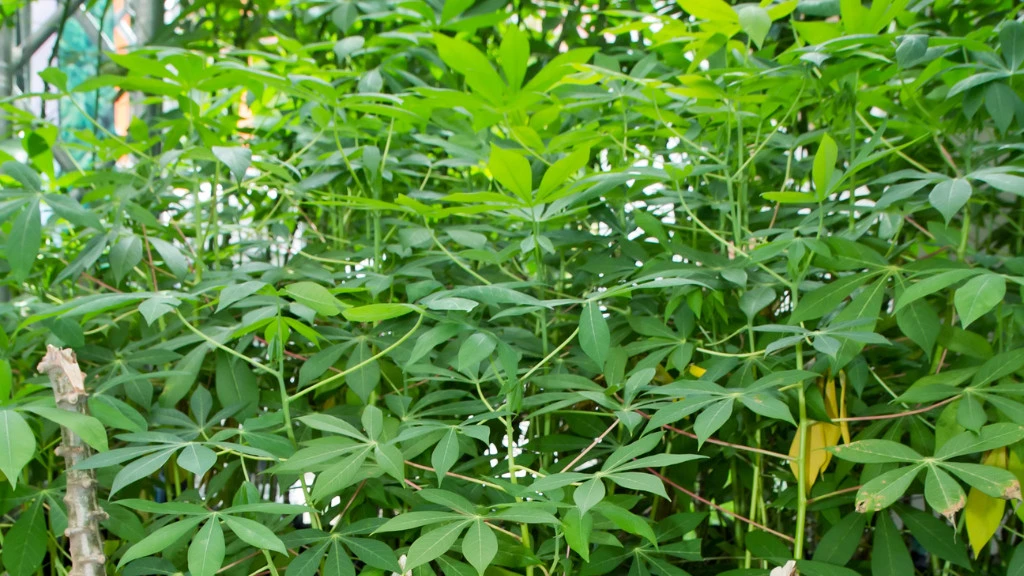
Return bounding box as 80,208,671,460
2,0,1024,575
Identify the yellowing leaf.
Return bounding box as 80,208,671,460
838,371,851,444
688,364,707,378
789,422,842,494
654,364,674,384
789,375,847,493
966,449,1008,557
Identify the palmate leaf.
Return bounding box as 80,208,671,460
7,1,1024,573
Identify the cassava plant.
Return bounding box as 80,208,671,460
1,1,1024,575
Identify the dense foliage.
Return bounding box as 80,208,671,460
2,1,1024,575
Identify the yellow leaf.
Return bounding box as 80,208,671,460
789,422,842,494
838,371,850,445
688,364,707,378
823,374,839,419
654,364,674,384
966,449,1008,557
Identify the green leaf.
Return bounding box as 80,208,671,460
334,36,365,60
361,405,383,440
595,502,658,545
425,297,479,312
2,160,41,190
573,477,606,515
1001,21,1024,70
604,472,668,499
1009,541,1024,576
375,511,468,533
538,147,589,200
972,170,1024,195
299,413,366,441
212,146,251,181
433,33,505,104
419,489,476,514
812,512,866,565
312,448,369,502
954,274,1005,328
602,432,663,472
462,520,497,575
44,193,103,230
160,345,207,407
895,269,981,312
974,349,1024,388
936,424,1024,460
985,83,1018,134
896,34,928,68
217,281,266,312
0,359,11,404
324,541,355,576
342,303,415,322
896,300,940,356
942,462,1021,500
283,282,342,316
215,352,258,415
431,428,460,486
405,521,472,570
928,178,972,223
119,516,204,567
924,465,967,521
740,286,776,319
0,409,35,487
110,446,178,496
737,5,771,48
8,199,41,281
1,499,46,576
286,541,329,576
110,234,143,284
694,399,733,447
579,301,610,369
678,0,738,22
855,465,923,513
899,506,971,568
813,133,838,199
347,340,381,402
343,537,401,572
188,519,225,576
457,332,496,374
562,508,592,562
21,405,108,452
871,512,914,576
177,443,217,477
139,296,181,326
832,440,923,464
499,27,529,91
222,514,288,554
739,392,795,425
488,144,532,202
957,393,987,432
790,273,871,324
374,442,404,482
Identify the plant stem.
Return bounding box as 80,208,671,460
37,346,107,576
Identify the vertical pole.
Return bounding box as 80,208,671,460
132,0,162,46
132,0,163,140
0,17,13,137
0,18,12,304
